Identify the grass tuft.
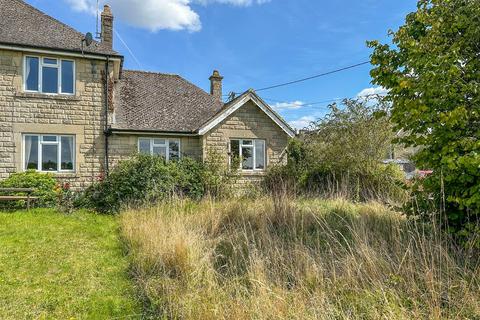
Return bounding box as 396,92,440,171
121,197,480,319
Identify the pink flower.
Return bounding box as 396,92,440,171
97,172,105,182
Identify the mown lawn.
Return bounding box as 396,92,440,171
0,209,140,319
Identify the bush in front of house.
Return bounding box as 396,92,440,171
0,170,58,208
202,149,239,198
79,154,220,214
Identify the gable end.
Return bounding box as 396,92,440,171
198,92,296,137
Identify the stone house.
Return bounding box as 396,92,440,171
0,0,295,189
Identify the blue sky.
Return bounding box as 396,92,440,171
27,0,417,129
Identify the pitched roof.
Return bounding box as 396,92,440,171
0,0,119,56
113,70,224,133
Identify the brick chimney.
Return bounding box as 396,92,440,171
101,5,113,49
209,70,223,101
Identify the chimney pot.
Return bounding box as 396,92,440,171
209,70,223,102
101,5,114,49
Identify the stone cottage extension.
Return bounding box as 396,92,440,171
0,0,295,189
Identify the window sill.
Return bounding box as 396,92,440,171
15,92,81,101
53,172,78,178
239,171,266,177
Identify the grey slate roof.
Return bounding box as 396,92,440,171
0,0,120,56
113,70,224,133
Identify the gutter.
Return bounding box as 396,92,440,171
107,127,199,137
0,42,123,61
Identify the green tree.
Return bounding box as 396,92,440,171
368,0,480,234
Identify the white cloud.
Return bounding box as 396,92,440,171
67,0,200,32
68,0,93,12
271,100,305,111
357,86,388,98
66,0,269,32
289,116,316,130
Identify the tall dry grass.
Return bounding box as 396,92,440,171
120,197,480,319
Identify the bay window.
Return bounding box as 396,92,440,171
138,138,181,161
24,134,75,172
230,139,266,171
24,56,75,94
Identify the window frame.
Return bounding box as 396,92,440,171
22,134,76,173
229,138,266,171
23,55,76,95
137,138,181,162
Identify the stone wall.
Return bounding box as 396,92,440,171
203,100,289,186
108,134,202,166
0,49,110,189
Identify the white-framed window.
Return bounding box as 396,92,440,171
24,56,75,95
230,139,266,171
138,138,181,161
23,134,75,172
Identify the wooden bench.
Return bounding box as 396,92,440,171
0,188,38,210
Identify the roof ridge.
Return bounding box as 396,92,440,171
124,69,180,77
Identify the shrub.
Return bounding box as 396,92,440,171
263,164,297,196
265,161,407,204
79,154,230,214
171,157,207,200
57,182,75,214
0,171,58,208
264,99,408,204
301,163,407,203
202,149,239,198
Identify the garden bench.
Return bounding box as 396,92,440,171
0,188,38,210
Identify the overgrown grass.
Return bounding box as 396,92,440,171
0,209,140,319
121,197,480,319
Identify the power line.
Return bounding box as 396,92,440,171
262,98,335,110
223,60,371,99
254,61,370,92
263,97,342,106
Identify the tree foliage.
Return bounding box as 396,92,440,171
303,98,393,174
265,98,406,203
368,0,480,233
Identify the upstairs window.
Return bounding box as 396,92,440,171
23,134,75,172
230,139,265,171
24,56,75,94
138,138,181,161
